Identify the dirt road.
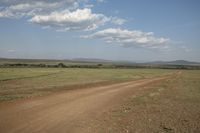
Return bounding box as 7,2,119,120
0,75,172,133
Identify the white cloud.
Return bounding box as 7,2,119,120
0,1,79,18
110,17,126,25
82,28,170,49
29,8,110,31
0,0,78,5
0,1,63,18
0,0,125,31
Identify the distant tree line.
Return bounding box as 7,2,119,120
0,63,200,69
0,63,105,68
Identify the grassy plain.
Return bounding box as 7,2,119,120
101,70,200,132
0,68,200,132
0,68,173,101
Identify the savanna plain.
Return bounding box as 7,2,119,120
0,68,200,133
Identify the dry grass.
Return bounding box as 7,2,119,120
0,68,173,101
95,70,200,133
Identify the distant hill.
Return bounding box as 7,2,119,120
147,60,200,66
0,58,200,66
70,59,200,65
71,58,112,63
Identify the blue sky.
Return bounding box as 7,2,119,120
0,0,200,62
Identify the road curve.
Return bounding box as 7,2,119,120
0,75,172,133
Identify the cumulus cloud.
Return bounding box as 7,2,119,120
29,8,110,31
0,0,78,18
82,28,170,49
0,0,125,31
0,2,63,18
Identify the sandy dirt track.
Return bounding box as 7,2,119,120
0,75,172,133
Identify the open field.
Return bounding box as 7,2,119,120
0,69,199,133
0,68,173,101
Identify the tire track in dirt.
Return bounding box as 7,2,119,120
0,73,177,133
0,71,63,82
